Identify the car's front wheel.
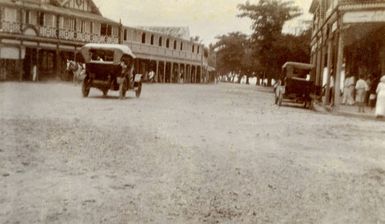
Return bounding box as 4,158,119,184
135,82,142,98
119,77,127,99
278,92,283,106
82,78,90,97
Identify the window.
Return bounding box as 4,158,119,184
62,17,75,30
192,45,195,53
100,24,112,36
159,37,163,46
180,42,183,51
197,46,200,54
142,33,146,44
173,40,177,50
4,8,18,22
166,38,170,48
39,12,44,26
43,14,55,27
112,27,118,36
25,11,30,24
90,49,114,62
150,35,154,45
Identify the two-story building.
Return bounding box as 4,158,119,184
309,0,385,105
0,0,206,83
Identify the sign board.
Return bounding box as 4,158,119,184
343,10,385,24
0,47,25,59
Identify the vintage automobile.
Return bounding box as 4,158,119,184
80,43,142,98
275,62,315,109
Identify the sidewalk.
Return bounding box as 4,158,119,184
312,102,383,120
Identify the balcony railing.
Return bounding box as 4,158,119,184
127,41,202,62
0,21,200,62
0,21,119,44
339,0,385,4
0,21,21,33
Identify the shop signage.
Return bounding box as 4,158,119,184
343,10,385,23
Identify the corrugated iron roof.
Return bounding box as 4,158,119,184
0,0,117,24
136,26,191,40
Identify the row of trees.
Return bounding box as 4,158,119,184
214,0,311,86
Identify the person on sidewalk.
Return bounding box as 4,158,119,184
342,75,355,105
375,75,385,118
355,75,369,113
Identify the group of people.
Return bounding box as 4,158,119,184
341,73,385,118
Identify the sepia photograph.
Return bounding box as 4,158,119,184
1,0,385,223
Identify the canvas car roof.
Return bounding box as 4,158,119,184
81,43,136,59
282,62,314,70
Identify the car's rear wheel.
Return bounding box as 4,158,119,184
82,78,90,97
135,82,142,98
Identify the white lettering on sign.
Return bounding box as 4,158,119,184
343,10,385,23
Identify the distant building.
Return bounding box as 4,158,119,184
0,0,207,83
136,26,190,40
309,0,385,105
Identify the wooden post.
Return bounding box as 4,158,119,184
315,43,322,87
163,61,166,83
334,29,344,107
200,66,203,83
19,44,23,81
155,60,159,83
177,63,180,83
324,38,333,106
184,64,187,84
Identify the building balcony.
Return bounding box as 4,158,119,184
0,21,21,34
339,0,385,4
127,41,202,62
339,0,385,10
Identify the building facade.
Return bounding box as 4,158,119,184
0,0,207,83
309,0,385,105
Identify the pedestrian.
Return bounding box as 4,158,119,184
355,75,369,113
375,75,385,118
368,75,378,110
342,74,355,105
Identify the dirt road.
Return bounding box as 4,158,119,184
1,82,385,223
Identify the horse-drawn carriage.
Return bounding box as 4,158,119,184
274,62,315,109
79,43,142,98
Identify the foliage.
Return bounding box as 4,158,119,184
212,0,311,85
238,0,303,84
214,32,248,76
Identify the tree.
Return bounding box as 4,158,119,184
214,32,248,82
238,0,301,86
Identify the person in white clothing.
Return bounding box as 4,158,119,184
355,75,369,113
375,75,385,118
342,75,355,105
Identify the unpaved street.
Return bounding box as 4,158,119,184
1,82,385,224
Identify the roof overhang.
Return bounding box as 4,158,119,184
309,0,319,14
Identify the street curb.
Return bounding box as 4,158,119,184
312,102,384,121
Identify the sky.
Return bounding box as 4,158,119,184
93,0,312,45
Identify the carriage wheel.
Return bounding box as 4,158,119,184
119,77,127,99
82,78,90,97
278,92,283,107
135,82,142,98
102,89,108,97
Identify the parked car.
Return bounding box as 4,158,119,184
275,62,315,109
80,43,142,99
